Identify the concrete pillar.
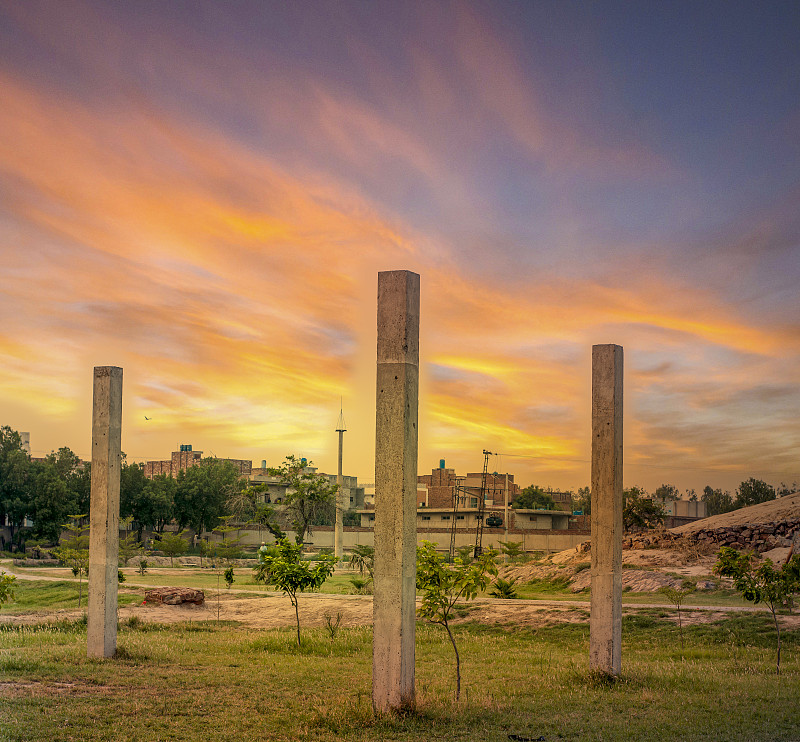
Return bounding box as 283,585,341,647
590,344,623,676
372,270,419,713
87,366,123,658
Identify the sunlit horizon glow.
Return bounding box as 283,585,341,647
1,1,798,494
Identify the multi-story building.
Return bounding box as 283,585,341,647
143,444,252,479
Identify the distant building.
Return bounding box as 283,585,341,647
143,444,252,479
417,464,521,509
247,464,365,509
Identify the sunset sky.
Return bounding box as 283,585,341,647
1,1,798,494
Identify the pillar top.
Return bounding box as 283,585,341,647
93,366,123,377
377,270,420,366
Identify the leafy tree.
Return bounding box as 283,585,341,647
174,458,241,534
778,481,798,497
512,485,554,510
268,456,338,544
654,484,680,501
416,541,498,700
575,486,591,515
702,486,735,516
122,465,174,538
0,427,31,543
715,547,800,674
253,538,336,646
0,571,16,610
224,566,235,589
155,530,189,567
28,463,72,541
735,478,776,509
623,486,665,531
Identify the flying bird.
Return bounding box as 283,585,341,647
144,416,151,421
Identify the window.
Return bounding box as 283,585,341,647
456,515,465,520
441,515,450,521
422,515,431,521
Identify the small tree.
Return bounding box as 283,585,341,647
53,514,89,607
497,540,526,563
348,544,374,578
416,541,498,700
715,547,800,674
253,538,336,646
155,530,189,567
657,584,696,653
0,571,16,610
224,566,235,589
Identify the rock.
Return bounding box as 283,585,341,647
144,587,205,606
696,580,716,591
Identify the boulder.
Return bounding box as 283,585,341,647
144,587,205,606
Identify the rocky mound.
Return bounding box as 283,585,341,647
143,587,205,605
672,492,800,534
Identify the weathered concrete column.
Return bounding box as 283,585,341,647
372,270,419,713
87,366,123,658
590,344,623,675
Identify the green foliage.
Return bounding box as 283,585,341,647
118,570,126,584
654,483,680,501
155,530,189,566
137,559,149,576
497,540,526,563
416,541,498,700
268,456,338,544
490,576,518,599
118,530,144,566
714,546,800,673
224,566,235,589
512,485,554,510
575,486,590,515
623,486,665,530
173,458,241,534
0,571,16,608
735,478,776,508
348,576,372,594
455,545,474,565
702,485,736,516
52,514,89,607
348,544,374,577
253,537,337,645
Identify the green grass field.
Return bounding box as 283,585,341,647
1,578,799,741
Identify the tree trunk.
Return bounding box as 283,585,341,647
292,594,301,647
443,620,461,700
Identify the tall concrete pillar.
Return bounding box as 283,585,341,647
87,366,123,658
372,270,419,713
590,344,623,676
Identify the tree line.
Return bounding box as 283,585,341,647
514,477,797,530
0,426,339,550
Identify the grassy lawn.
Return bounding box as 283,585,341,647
1,583,799,741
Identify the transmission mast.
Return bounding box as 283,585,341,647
474,449,494,557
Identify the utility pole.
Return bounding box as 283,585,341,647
335,404,346,561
